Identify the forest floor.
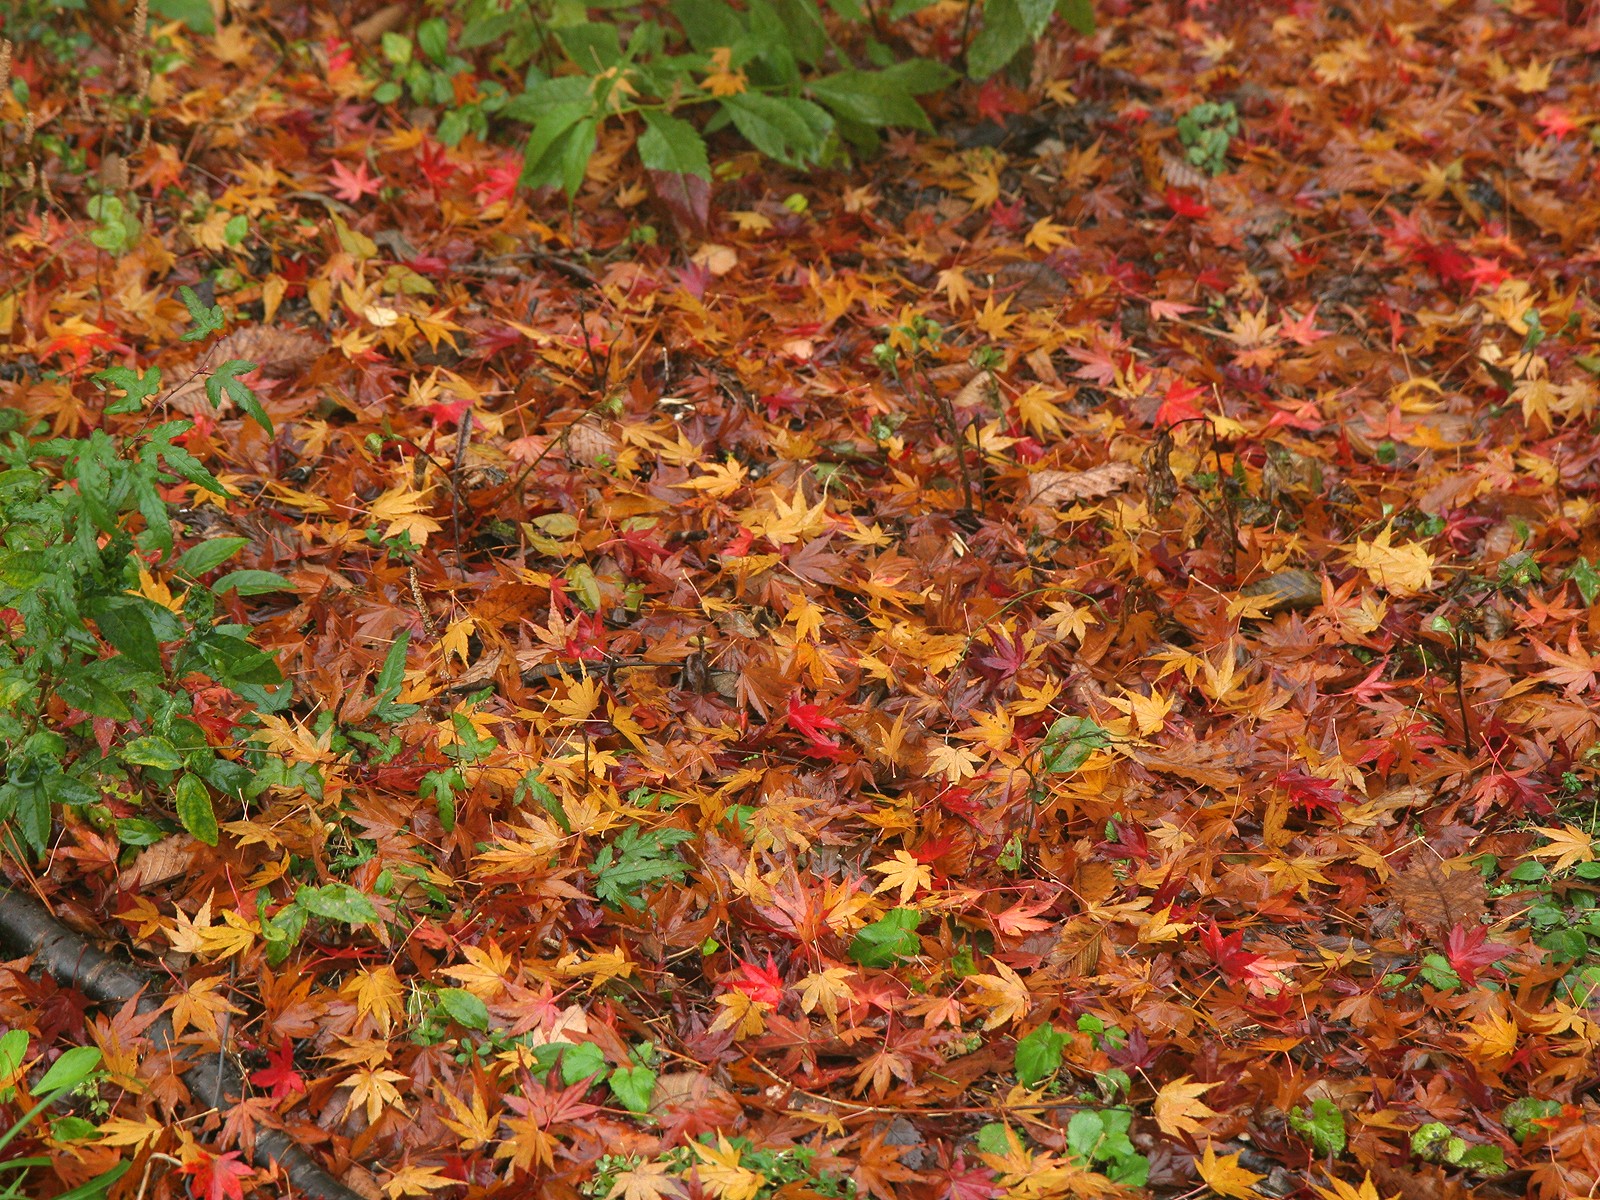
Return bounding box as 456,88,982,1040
3,1,1600,1199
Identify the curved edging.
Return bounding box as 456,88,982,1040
0,888,363,1200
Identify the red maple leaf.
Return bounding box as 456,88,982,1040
1154,378,1207,429
327,158,382,203
933,1151,1000,1200
1163,188,1211,220
416,138,457,190
184,1151,252,1200
1200,921,1262,981
1444,923,1511,988
730,954,784,1005
975,78,1027,123
249,1037,306,1103
1275,769,1349,818
786,694,845,758
473,157,521,207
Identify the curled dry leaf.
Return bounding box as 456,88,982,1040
1025,461,1141,507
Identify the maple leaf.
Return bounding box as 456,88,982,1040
729,954,784,1006
97,1114,166,1152
328,158,383,203
1198,1142,1265,1198
438,1086,498,1150
1443,923,1511,988
184,1150,253,1200
797,967,856,1022
701,47,748,97
691,1133,767,1200
607,1161,688,1200
1200,922,1261,981
786,693,845,757
383,1163,455,1198
1154,377,1207,427
1313,1175,1401,1200
870,850,934,905
342,1064,411,1125
710,990,771,1038
991,895,1055,938
1154,1075,1221,1138
930,1151,999,1200
1526,826,1598,873
1345,524,1435,594
964,961,1031,1029
249,1037,306,1103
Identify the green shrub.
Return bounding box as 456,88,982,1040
0,291,290,857
368,0,1095,200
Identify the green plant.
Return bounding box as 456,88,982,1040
1502,1097,1561,1144
589,823,694,910
0,292,288,857
1410,1122,1506,1175
1176,100,1238,175
1065,1107,1148,1187
1289,1097,1347,1158
847,907,922,967
259,883,381,967
362,0,1093,203
0,1035,128,1200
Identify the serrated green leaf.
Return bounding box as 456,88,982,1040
436,988,490,1031
639,110,711,180
721,93,833,165
205,360,272,434
121,736,184,771
967,0,1056,79
178,286,224,342
295,882,379,925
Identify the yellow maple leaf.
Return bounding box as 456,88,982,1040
925,741,983,783
97,1115,166,1151
691,1133,767,1200
343,965,404,1037
1024,217,1072,253
167,975,244,1041
1463,1006,1518,1059
438,1087,497,1150
1313,1174,1401,1200
938,267,972,308
965,961,1031,1029
1138,905,1196,943
1198,1142,1265,1199
342,1065,410,1126
441,942,514,999
607,1161,688,1200
786,594,824,642
383,1164,454,1198
1015,385,1067,437
1106,688,1173,736
1153,1075,1221,1138
677,456,749,498
743,487,829,546
1345,524,1434,595
709,991,770,1039
974,295,1018,339
797,967,856,1022
869,850,933,905
1526,825,1597,873
369,484,442,546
